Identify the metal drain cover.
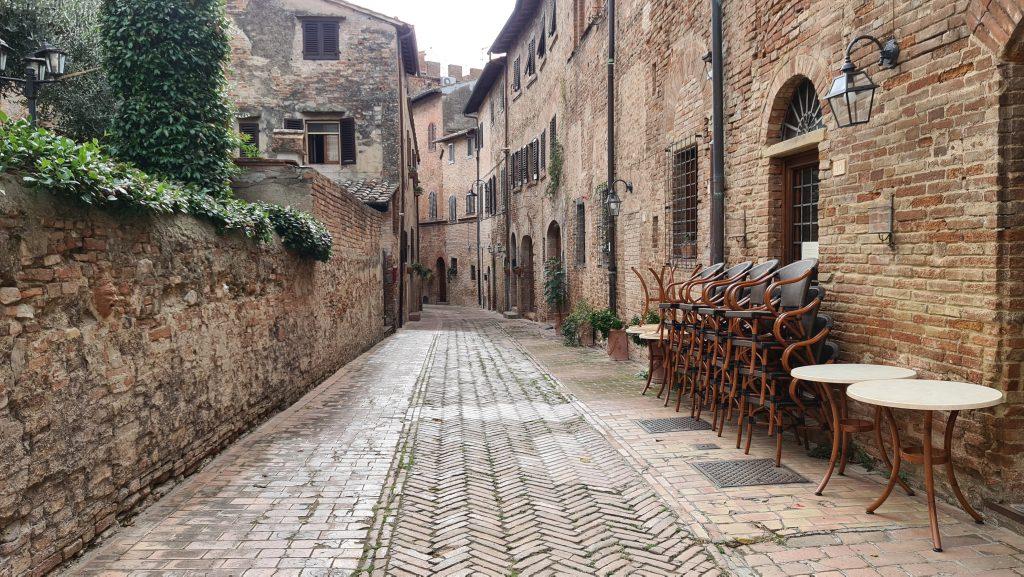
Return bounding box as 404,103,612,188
692,458,809,488
1012,504,1024,515
635,416,712,434
693,443,720,450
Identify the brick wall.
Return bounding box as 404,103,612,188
481,0,1024,504
0,170,390,576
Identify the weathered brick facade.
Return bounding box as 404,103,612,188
469,0,1024,507
0,168,393,576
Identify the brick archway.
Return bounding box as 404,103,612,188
967,0,1024,63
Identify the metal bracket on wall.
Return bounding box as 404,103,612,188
869,194,895,248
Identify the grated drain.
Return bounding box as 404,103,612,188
693,443,720,450
692,458,809,488
635,416,712,434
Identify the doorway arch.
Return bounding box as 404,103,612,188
519,235,535,315
435,257,448,303
510,233,519,310
545,220,562,262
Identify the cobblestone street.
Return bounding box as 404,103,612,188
70,307,1024,576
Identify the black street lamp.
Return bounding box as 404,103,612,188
0,38,69,125
604,179,633,218
825,35,900,128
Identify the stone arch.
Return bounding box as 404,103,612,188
545,220,562,263
759,52,833,144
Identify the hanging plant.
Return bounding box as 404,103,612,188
545,143,564,197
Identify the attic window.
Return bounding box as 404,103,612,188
302,19,341,60
283,118,304,130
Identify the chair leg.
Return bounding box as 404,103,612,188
735,394,747,449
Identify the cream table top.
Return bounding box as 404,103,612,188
791,364,918,385
639,332,668,341
847,380,1004,411
626,324,661,335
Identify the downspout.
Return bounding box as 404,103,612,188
710,0,726,264
607,0,618,313
504,65,513,312
396,32,408,328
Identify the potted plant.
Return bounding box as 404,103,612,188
543,258,567,329
561,300,595,347
591,308,627,361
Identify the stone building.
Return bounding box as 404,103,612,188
225,0,422,326
468,0,1024,510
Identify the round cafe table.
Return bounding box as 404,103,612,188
847,380,1004,552
790,364,918,496
626,323,661,335
638,331,670,393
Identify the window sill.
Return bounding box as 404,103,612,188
527,75,538,89
512,91,522,102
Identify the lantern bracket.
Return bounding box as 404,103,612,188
844,35,900,71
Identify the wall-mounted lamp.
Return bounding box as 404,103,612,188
825,35,900,128
868,194,896,247
604,179,633,217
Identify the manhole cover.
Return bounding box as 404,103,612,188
635,416,712,433
692,458,809,488
693,443,720,450
1011,504,1024,515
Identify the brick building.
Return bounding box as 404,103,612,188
412,64,498,309
466,0,1024,509
225,0,422,326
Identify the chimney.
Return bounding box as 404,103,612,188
447,64,465,81
468,67,483,81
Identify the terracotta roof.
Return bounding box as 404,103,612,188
341,179,397,205
433,127,476,144
464,57,507,114
490,0,544,54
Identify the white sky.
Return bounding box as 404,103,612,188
355,0,517,68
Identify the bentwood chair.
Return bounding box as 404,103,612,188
659,263,724,407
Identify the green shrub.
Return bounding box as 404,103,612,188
100,0,239,195
561,300,595,347
543,257,567,310
0,114,333,261
590,308,624,340
545,143,563,197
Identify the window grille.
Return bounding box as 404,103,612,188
782,79,824,141
575,201,586,265
671,145,699,260
790,164,819,258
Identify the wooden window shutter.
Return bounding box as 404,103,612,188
283,118,304,130
531,139,540,180
303,21,321,58
239,121,260,150
551,0,558,34
321,21,340,58
521,147,528,183
540,131,547,171
340,117,356,164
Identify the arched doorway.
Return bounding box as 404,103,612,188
509,233,519,311
519,235,535,316
545,220,562,262
435,257,448,303
768,77,824,263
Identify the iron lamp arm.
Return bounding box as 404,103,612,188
843,34,900,70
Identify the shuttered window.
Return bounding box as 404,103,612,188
531,139,540,181
540,131,547,172
575,201,586,265
538,19,547,57
520,147,528,184
340,117,356,164
527,37,537,76
283,118,304,130
302,19,341,60
550,0,558,35
239,120,260,150
512,57,521,92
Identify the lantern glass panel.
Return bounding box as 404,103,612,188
36,45,67,76
826,69,878,128
26,58,47,81
0,40,8,72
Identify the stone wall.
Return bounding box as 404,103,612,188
0,170,390,576
479,0,1024,505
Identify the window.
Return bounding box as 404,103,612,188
466,189,476,214
550,115,557,151
448,195,457,223
467,136,475,157
513,57,522,91
671,146,699,260
428,123,437,150
530,139,540,181
550,0,558,36
471,265,476,281
307,121,339,164
782,79,824,141
575,202,586,265
785,153,820,263
490,98,495,125
478,124,484,148
652,215,659,248
540,131,547,172
449,257,458,274
428,191,437,220
448,143,455,164
340,118,356,164
527,37,537,76
283,118,304,130
302,19,340,60
239,120,260,151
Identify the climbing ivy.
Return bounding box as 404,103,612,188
100,0,240,195
545,143,564,197
0,115,333,261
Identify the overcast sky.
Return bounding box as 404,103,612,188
356,0,517,69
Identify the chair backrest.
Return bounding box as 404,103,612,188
772,258,818,310
744,259,780,306
820,338,840,365
808,314,834,362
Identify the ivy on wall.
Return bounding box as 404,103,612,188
0,115,333,261
100,0,240,195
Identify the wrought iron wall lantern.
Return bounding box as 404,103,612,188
0,38,69,125
868,193,896,247
604,179,633,217
825,34,900,128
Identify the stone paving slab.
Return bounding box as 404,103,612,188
66,318,441,577
503,317,1024,577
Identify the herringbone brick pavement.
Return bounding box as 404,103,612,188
364,311,722,576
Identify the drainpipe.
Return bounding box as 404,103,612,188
710,0,726,264
607,0,618,313
504,65,513,313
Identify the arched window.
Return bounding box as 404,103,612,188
781,79,824,141
448,195,457,223
428,191,437,220
428,123,437,150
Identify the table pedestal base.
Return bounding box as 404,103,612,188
641,341,666,395
866,409,983,552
